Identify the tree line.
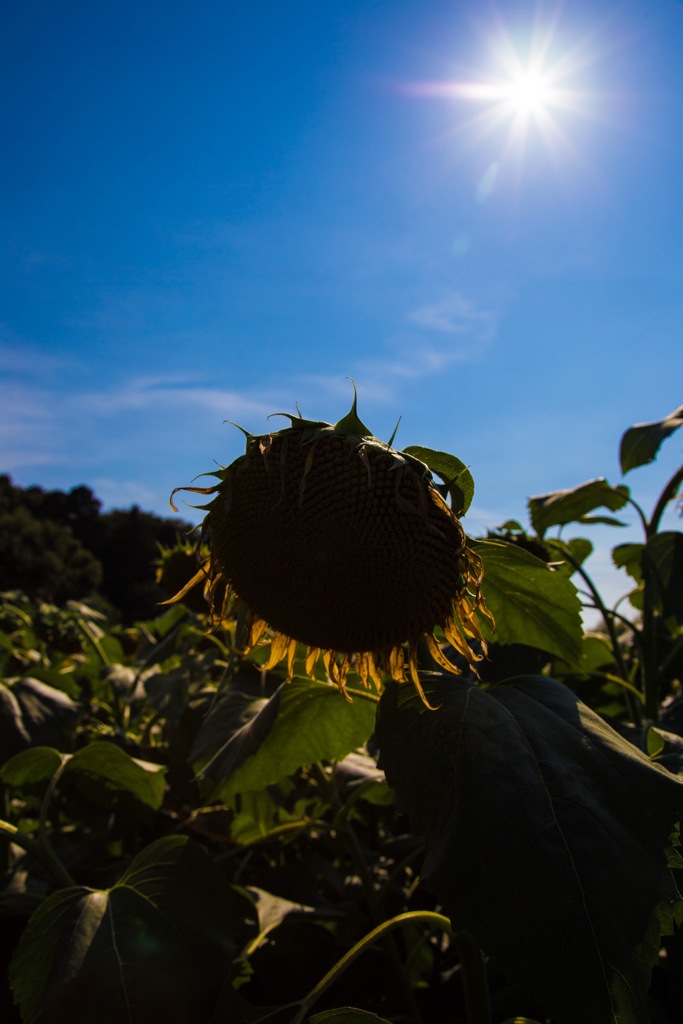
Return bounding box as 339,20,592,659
0,475,192,622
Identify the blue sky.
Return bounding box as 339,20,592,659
2,0,682,607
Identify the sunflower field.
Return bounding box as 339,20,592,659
1,405,682,1024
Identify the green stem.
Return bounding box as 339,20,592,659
648,464,683,537
0,819,76,889
624,495,649,536
315,765,423,1023
292,911,491,1024
659,634,683,684
561,552,641,723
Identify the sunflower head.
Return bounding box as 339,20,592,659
169,388,493,705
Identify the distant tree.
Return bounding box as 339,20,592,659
0,476,191,621
85,505,191,622
0,507,102,603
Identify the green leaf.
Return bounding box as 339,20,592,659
642,532,683,625
578,634,618,674
9,836,255,1024
620,405,683,474
64,742,166,812
402,446,474,516
195,679,377,801
575,514,626,527
0,745,63,787
544,536,593,568
647,726,666,759
613,542,645,584
472,539,583,664
528,479,629,537
309,1010,393,1024
0,683,32,760
376,675,683,1024
0,677,78,758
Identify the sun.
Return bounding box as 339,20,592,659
501,71,554,115
402,17,596,171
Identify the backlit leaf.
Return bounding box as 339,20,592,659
613,543,644,584
196,678,377,801
0,746,63,787
528,478,629,537
64,742,166,812
620,406,683,474
402,446,474,516
472,540,583,664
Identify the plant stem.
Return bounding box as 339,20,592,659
648,464,683,537
315,764,423,1023
0,819,75,889
561,551,642,722
292,911,491,1024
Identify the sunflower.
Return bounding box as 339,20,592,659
169,390,493,705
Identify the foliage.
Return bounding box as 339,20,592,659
0,507,102,603
0,407,682,1024
0,475,192,620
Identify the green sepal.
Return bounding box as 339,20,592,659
333,379,373,438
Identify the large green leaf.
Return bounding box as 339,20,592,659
0,677,78,760
195,679,377,801
9,836,255,1024
402,446,474,516
0,741,166,813
620,406,683,474
376,676,683,1024
63,741,167,812
472,539,583,664
528,478,629,537
0,746,63,786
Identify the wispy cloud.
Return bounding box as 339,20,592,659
407,293,497,338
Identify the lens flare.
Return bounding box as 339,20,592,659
401,17,599,177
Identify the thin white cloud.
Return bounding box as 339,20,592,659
0,381,65,470
407,293,497,338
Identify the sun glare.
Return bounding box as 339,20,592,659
503,72,552,114
403,17,597,178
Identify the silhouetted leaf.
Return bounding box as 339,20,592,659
528,478,629,537
642,532,683,624
402,446,474,516
376,675,683,1024
620,406,683,474
9,836,255,1024
473,540,583,664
